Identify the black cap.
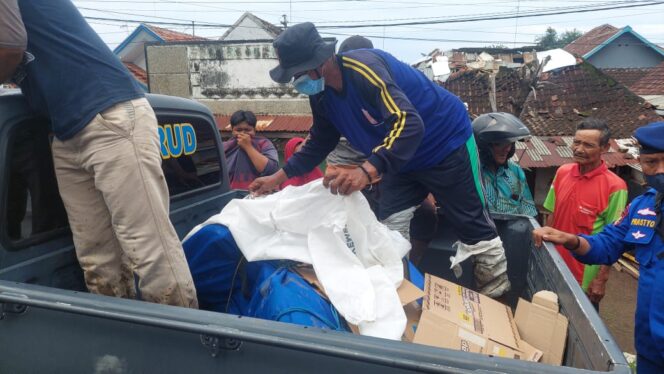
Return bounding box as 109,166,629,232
339,35,373,53
270,22,337,84
634,121,664,154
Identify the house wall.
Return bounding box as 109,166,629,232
588,33,664,68
116,30,155,70
222,17,275,41
189,43,282,97
146,42,310,114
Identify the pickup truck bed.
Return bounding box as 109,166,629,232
0,94,630,373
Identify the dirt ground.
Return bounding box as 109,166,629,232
599,266,638,354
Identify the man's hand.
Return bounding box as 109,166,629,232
532,226,577,247
236,133,253,150
586,277,607,304
587,265,610,304
323,165,370,195
249,169,287,196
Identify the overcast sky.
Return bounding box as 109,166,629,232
73,0,664,63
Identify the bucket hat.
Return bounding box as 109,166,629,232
270,22,337,83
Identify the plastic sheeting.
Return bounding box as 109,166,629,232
184,180,411,340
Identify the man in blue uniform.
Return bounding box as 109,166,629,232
533,121,664,373
250,22,510,298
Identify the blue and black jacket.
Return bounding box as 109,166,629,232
283,48,472,177
577,189,664,365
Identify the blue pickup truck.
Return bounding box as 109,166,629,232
0,93,630,373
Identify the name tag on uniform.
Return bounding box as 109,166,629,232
623,207,657,244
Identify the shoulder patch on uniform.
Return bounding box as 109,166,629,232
637,207,657,216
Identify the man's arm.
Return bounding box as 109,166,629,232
542,175,557,225
282,95,341,178
341,51,424,176
257,139,279,176
533,204,632,264
0,0,27,83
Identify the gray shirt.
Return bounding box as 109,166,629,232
0,0,27,49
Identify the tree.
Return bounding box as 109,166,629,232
558,29,583,46
535,27,582,49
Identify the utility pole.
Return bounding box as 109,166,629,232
191,21,195,36
281,14,288,29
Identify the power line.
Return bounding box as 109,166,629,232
315,1,664,28
79,1,664,29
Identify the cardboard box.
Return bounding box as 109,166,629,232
295,264,425,341
514,291,569,365
397,280,424,342
413,274,542,362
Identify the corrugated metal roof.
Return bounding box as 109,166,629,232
516,136,638,169
215,114,312,133
556,146,574,158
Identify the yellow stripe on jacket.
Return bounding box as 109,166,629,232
341,56,407,151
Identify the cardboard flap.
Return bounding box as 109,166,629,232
398,280,425,305
422,274,519,350
403,302,422,342
413,312,533,361
517,339,543,362
515,297,569,365
532,291,559,311
293,265,328,299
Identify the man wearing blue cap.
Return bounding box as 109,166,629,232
533,121,664,373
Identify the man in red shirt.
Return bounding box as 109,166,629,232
543,118,627,310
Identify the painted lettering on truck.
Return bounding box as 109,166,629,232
159,123,197,159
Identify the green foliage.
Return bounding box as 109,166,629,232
536,27,583,49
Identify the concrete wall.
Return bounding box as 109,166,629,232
147,42,310,113
146,45,191,98
588,33,664,68
200,98,310,115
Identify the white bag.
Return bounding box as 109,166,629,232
184,180,411,340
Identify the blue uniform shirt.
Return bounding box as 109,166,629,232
576,188,664,365
283,49,472,177
17,0,144,140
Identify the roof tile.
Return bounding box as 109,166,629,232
442,67,526,117
601,67,654,90
146,24,209,42
123,62,147,84
629,62,664,95
519,62,660,138
563,24,620,57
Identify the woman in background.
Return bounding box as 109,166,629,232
224,110,279,189
281,136,323,188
